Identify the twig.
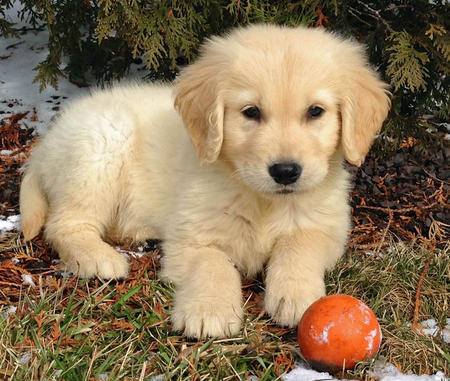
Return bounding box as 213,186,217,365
422,167,450,185
9,26,46,33
223,353,243,381
356,201,438,214
138,361,147,381
356,0,394,33
348,7,373,29
383,4,411,12
411,253,434,332
374,186,393,256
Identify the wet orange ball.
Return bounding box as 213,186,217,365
297,294,381,373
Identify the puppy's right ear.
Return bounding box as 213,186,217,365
338,43,391,167
174,41,225,164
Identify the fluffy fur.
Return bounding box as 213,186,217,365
20,25,390,338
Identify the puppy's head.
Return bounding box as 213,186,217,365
174,25,390,195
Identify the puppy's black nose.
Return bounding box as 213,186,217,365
268,162,302,185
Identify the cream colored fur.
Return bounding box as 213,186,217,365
20,25,390,339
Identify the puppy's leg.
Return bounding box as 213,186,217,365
45,207,129,279
162,246,242,339
264,228,346,327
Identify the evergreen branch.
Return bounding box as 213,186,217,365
386,31,430,93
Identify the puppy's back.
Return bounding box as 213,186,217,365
20,83,175,240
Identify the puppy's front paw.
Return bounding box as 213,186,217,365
61,247,129,279
264,279,325,327
172,295,242,339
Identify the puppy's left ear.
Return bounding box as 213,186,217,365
340,64,391,166
174,42,225,164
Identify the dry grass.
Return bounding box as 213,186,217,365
0,231,448,380
328,240,449,378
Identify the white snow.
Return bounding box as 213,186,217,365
365,328,379,352
369,360,448,381
407,319,450,342
442,318,450,344
0,3,89,135
53,370,63,377
2,305,17,319
116,246,147,258
282,365,337,381
315,322,335,344
21,274,35,287
359,302,374,325
1,3,147,137
420,319,439,337
0,215,21,237
149,376,164,381
283,361,449,381
17,353,32,365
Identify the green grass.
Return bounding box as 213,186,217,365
0,235,448,380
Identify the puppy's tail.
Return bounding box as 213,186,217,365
20,168,47,241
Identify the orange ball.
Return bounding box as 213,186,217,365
297,294,381,373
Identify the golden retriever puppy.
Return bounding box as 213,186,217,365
20,25,390,338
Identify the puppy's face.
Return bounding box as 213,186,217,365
175,26,391,196
220,69,341,195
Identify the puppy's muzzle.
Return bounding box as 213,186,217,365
268,162,302,185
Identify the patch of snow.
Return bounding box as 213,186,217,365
1,4,148,138
21,274,35,287
440,122,450,132
320,322,335,344
0,215,21,237
364,250,384,258
54,369,63,377
358,302,374,325
406,318,450,343
149,376,164,381
309,322,335,345
17,353,32,365
369,359,448,381
365,328,379,352
420,319,439,337
442,318,450,344
284,361,449,381
116,247,131,259
282,363,336,381
116,246,147,258
134,251,147,258
1,4,89,136
2,305,17,319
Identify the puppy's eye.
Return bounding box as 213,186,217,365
308,106,324,118
242,106,261,121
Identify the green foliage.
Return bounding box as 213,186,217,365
386,31,430,93
1,0,449,154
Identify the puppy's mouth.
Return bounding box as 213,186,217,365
275,189,294,195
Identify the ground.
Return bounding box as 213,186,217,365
0,5,449,381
